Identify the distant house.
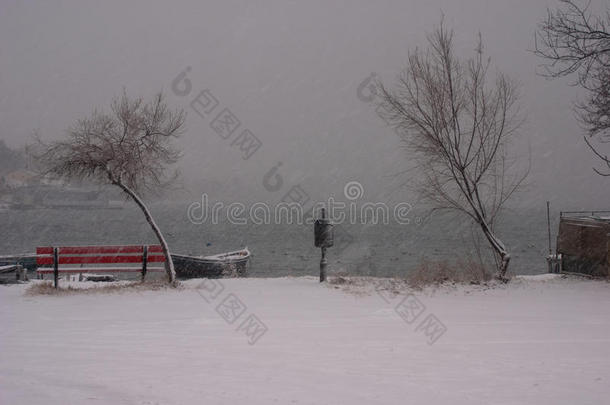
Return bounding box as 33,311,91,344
1,170,66,189
556,212,610,277
39,173,65,186
2,170,39,188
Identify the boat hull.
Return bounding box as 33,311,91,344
171,251,249,279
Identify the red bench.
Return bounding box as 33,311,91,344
36,245,166,287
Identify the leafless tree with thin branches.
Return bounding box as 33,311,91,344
34,91,186,284
376,23,528,280
535,0,610,176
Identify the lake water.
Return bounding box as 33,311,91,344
0,203,553,277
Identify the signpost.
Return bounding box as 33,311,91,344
314,208,334,282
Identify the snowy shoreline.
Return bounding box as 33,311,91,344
1,275,609,404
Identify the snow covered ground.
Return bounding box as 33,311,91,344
1,275,609,404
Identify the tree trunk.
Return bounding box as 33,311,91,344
114,180,176,284
498,253,510,280
478,219,511,281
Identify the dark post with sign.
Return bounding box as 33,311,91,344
314,208,334,282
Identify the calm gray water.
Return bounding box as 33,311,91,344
0,203,553,277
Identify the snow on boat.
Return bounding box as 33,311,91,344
172,248,250,279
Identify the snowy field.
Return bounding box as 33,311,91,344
1,275,609,404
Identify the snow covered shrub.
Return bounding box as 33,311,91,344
406,257,492,288
25,279,182,296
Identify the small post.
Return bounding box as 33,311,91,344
53,247,59,288
606,237,609,277
320,245,327,283
141,245,148,282
314,208,333,283
547,201,552,257
546,201,552,273
15,265,26,282
320,208,328,282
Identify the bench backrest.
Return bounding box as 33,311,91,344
36,245,165,267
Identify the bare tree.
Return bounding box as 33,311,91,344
535,0,610,176
376,23,527,280
34,91,185,284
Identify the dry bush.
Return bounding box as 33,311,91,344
25,280,182,296
328,272,357,286
327,274,378,296
328,258,493,294
327,274,410,297
406,257,493,289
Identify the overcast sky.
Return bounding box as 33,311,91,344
1,0,608,209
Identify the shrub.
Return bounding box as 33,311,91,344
25,279,182,296
406,257,493,289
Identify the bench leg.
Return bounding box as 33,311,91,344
53,247,59,288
